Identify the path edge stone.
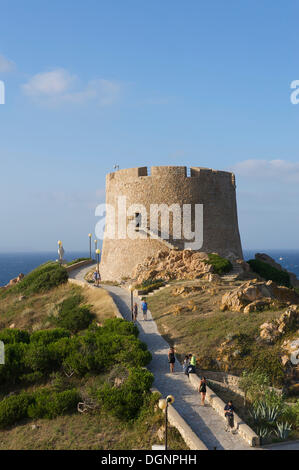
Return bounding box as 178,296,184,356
150,387,208,450
188,373,260,447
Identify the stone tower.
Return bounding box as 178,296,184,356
99,166,243,281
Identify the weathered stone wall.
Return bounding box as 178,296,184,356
100,166,243,281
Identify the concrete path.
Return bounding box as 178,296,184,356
70,265,251,450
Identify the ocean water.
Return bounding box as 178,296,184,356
0,251,91,287
0,249,299,287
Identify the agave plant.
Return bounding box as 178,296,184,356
252,401,281,423
256,425,272,439
275,422,292,440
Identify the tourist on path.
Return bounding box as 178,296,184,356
168,347,176,373
224,400,236,433
133,302,138,322
199,377,207,406
182,355,190,374
190,353,196,369
141,299,148,321
93,270,101,287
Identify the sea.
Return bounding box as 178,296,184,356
0,249,299,287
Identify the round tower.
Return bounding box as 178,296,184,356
99,166,243,281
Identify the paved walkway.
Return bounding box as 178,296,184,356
70,265,251,450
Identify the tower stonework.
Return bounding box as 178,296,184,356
100,166,243,281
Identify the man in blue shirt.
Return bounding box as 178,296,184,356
141,299,148,321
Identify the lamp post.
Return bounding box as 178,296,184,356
94,239,97,259
88,234,92,259
96,249,101,275
158,395,175,450
129,285,134,321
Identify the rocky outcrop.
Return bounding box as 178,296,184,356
220,279,299,313
5,273,24,288
259,305,299,343
255,253,299,288
132,249,215,283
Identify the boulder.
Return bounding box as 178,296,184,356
132,249,214,284
260,306,299,344
243,298,272,314
220,280,299,313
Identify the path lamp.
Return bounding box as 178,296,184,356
94,239,98,259
96,249,101,275
88,233,92,259
129,285,134,321
158,395,175,450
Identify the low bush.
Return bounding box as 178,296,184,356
0,392,34,428
101,318,139,338
30,328,70,345
205,254,232,274
13,263,68,295
52,294,94,333
0,343,28,384
0,319,151,386
97,367,154,421
247,259,291,287
27,388,80,420
0,387,80,428
0,329,30,345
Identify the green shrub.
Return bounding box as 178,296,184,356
27,388,80,420
52,294,94,333
13,263,68,295
205,254,232,274
0,388,80,428
102,318,139,338
0,319,151,386
30,328,70,345
97,367,154,421
0,343,28,384
24,343,59,373
0,329,30,345
247,259,291,287
0,392,34,428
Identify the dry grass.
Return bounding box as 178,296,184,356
0,282,116,332
0,391,187,450
147,278,285,368
80,285,118,324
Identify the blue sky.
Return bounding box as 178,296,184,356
0,0,298,252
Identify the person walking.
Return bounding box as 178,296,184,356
199,377,207,406
133,302,138,322
168,347,176,373
141,299,148,321
93,270,101,287
224,400,236,433
190,353,196,369
182,355,190,374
